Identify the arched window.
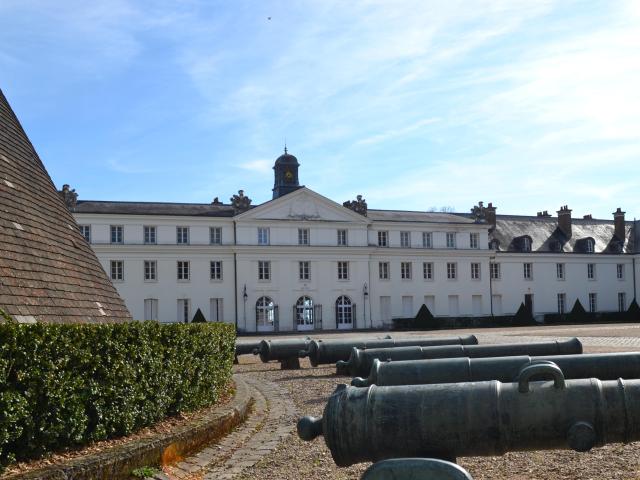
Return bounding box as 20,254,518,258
336,296,353,329
256,296,275,330
296,296,314,328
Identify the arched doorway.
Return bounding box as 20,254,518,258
295,296,314,331
256,296,275,332
336,295,354,330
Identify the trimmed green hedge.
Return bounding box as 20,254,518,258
0,319,235,472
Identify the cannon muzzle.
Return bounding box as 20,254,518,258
297,415,324,441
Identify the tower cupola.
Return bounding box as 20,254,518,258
272,146,301,199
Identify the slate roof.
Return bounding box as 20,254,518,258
73,200,237,217
490,215,636,254
367,209,476,224
0,89,132,323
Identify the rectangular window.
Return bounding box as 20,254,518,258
177,299,190,323
588,293,597,313
490,262,501,280
447,262,457,280
144,298,158,321
110,260,123,281
618,292,626,312
523,263,533,280
400,231,411,248
557,293,566,314
423,262,433,280
471,262,481,280
617,264,625,280
401,262,412,280
79,225,91,243
338,261,349,280
422,232,432,248
177,226,189,245
110,225,123,244
210,298,224,322
177,261,190,281
258,260,271,280
469,233,479,249
258,227,270,245
378,231,388,247
587,263,595,280
298,228,310,245
210,260,222,280
210,227,222,245
378,262,389,280
299,261,310,280
144,226,156,245
446,232,456,249
556,263,565,280
144,260,157,281
337,229,348,246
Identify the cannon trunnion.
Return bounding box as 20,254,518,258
338,337,583,377
298,364,640,467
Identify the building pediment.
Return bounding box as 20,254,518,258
235,188,370,224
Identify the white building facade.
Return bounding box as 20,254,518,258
67,151,639,331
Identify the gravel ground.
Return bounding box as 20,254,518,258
234,331,640,480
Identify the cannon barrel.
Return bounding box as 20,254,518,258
299,335,478,367
235,342,261,357
256,338,312,363
338,337,582,377
352,351,640,387
361,458,473,480
298,364,640,466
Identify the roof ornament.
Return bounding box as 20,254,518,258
470,201,487,223
211,197,222,205
343,195,368,216
59,184,78,209
230,190,252,213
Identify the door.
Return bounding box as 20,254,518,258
448,295,459,316
336,296,353,330
380,296,391,324
144,298,158,321
472,295,482,316
210,298,223,322
295,296,314,331
402,296,413,317
256,297,275,332
423,295,435,315
492,295,503,315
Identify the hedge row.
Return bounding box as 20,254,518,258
0,318,235,472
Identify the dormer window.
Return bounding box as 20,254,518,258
585,239,595,253
522,237,532,252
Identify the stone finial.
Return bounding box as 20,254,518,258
470,201,486,223
343,195,368,216
211,197,222,205
59,184,78,209
230,190,252,213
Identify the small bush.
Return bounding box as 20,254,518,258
513,302,536,326
191,308,207,323
414,304,438,330
0,321,235,472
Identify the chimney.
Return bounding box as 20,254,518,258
583,214,592,220
557,205,572,238
613,208,626,240
537,210,551,218
485,202,497,228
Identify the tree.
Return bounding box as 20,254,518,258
191,308,207,323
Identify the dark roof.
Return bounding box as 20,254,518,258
490,215,636,254
73,200,237,217
0,89,132,323
274,148,299,166
367,209,475,224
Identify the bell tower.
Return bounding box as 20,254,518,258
272,146,301,199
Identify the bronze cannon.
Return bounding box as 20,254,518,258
352,351,640,387
254,337,312,369
298,363,640,466
337,337,582,377
234,341,261,364
299,335,478,367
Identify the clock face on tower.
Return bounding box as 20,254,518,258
285,170,293,182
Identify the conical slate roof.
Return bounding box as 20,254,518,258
0,89,132,323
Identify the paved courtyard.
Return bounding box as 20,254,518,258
164,323,640,480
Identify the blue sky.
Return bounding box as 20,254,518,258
1,0,638,219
